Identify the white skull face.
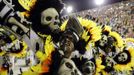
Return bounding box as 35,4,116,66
58,58,82,75
82,61,95,75
41,8,60,32
99,35,108,46
118,52,128,62
105,57,114,67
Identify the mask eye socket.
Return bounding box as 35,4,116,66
121,53,127,61
65,62,73,69
118,52,128,62
46,16,52,21
55,15,59,20
106,59,110,63
121,54,124,57
123,58,125,61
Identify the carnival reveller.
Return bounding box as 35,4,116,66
56,28,83,75
30,0,64,39
114,50,131,65
95,25,124,58
48,30,79,75
59,30,76,58
95,31,116,55
22,1,64,75
26,0,64,55
49,16,84,75
22,0,65,74
54,31,81,75
101,55,116,73
113,47,134,74
58,16,84,58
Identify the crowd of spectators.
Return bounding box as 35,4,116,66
62,0,134,38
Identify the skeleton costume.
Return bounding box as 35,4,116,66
0,2,33,71
101,55,117,75
49,16,84,75
59,17,107,75
61,17,102,58
113,47,134,74
0,27,27,75
28,0,64,52
95,25,124,58
0,0,31,35
22,0,64,74
0,27,27,57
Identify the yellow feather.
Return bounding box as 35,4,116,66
95,57,105,75
30,63,42,73
44,35,54,56
110,31,123,48
18,0,36,11
35,51,44,60
60,20,68,31
81,30,90,42
0,70,8,75
103,25,112,32
126,38,134,43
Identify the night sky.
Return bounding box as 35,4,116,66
62,0,127,12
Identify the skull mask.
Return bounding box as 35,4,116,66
82,61,96,75
58,58,82,75
41,8,60,32
118,52,128,62
114,50,131,64
105,57,115,68
99,34,108,47
102,56,115,72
